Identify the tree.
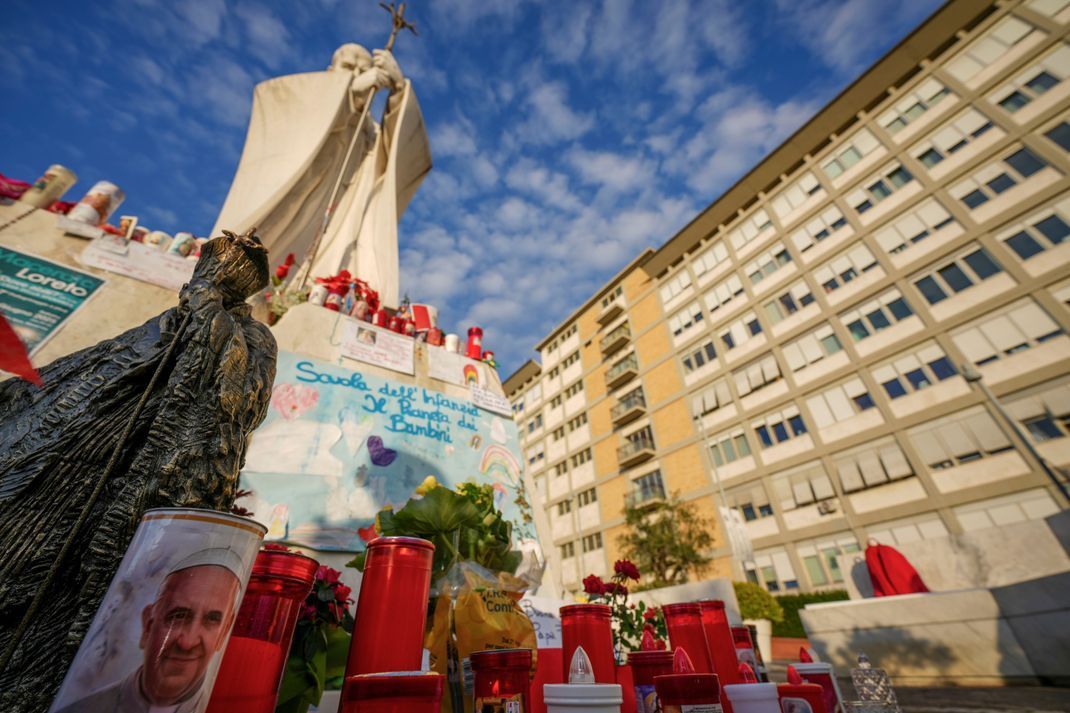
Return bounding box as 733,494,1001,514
617,494,715,589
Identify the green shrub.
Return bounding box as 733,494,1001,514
772,590,849,638
733,582,784,623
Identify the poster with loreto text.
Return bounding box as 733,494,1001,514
239,351,537,556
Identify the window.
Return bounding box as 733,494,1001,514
798,536,860,586
814,245,880,294
846,163,915,215
600,285,623,309
571,448,593,467
719,312,763,351
745,243,793,285
560,542,575,559
953,299,1064,367
807,378,878,428
625,426,654,449
749,549,799,592
872,342,957,400
782,323,843,373
950,147,1051,210
567,413,587,432
705,273,745,313
562,351,580,368
565,381,584,398
911,109,996,169
691,378,733,419
728,485,774,522
692,240,730,279
954,488,1060,532
553,461,568,477
789,205,850,254
669,301,705,339
552,426,565,441
582,532,603,553
912,245,1005,305
660,269,693,305
753,405,808,449
770,171,824,218
550,395,563,408
631,470,666,504
577,487,598,506
991,44,1070,113
908,407,1013,470
709,430,753,466
681,339,718,375
867,513,948,545
839,289,915,342
832,439,914,493
771,461,836,511
547,366,560,379
879,77,952,135
1007,379,1070,442
822,128,882,179
763,280,816,325
946,16,1040,85
1045,121,1070,152
557,499,572,515
727,208,775,251
733,354,782,398
527,444,544,466
873,198,957,256
527,414,543,433
1027,0,1070,17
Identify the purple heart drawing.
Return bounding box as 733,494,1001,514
367,436,398,467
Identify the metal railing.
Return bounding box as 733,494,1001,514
600,323,632,352
617,434,655,461
611,390,646,421
605,354,638,381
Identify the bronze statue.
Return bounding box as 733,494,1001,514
0,229,278,712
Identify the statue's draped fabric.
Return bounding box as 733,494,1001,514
0,239,277,713
210,72,431,308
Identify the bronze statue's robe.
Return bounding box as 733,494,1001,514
0,232,277,712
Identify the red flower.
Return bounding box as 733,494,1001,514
614,559,641,581
263,543,291,552
317,565,341,584
603,581,628,597
582,574,606,596
301,604,317,621
358,524,377,543
335,584,353,603
284,253,295,266
275,263,291,280
643,608,659,621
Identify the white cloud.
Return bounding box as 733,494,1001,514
187,56,257,128
175,0,227,44
567,148,655,194
431,120,477,158
515,80,594,145
234,4,292,68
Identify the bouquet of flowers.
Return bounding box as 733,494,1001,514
583,560,668,662
275,546,355,713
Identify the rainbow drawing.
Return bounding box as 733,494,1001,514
479,443,522,487
463,363,480,387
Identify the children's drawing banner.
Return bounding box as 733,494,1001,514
239,351,536,553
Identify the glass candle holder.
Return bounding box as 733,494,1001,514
471,648,533,713
346,536,435,676
699,601,741,686
207,549,319,713
628,650,674,713
341,672,444,713
662,603,714,674
560,604,615,684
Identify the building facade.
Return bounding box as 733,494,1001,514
505,0,1070,596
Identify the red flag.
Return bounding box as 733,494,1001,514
0,312,42,386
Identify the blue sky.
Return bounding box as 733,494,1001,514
1,0,941,374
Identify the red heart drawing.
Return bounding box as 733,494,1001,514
271,383,319,421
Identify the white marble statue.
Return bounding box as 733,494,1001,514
210,43,432,309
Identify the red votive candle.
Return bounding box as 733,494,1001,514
662,603,713,674
628,650,673,713
699,601,741,686
346,536,435,676
654,648,722,713
373,309,390,328
341,672,444,713
777,666,828,713
560,604,615,684
466,326,484,359
471,648,533,712
207,549,319,713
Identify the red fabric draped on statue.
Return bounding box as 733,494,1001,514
0,313,41,386
865,542,929,596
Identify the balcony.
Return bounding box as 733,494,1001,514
605,354,639,389
617,435,656,469
624,483,667,509
600,323,631,356
597,297,625,325
611,390,646,426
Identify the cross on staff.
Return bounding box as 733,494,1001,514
380,2,418,52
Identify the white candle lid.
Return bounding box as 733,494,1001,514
724,681,779,702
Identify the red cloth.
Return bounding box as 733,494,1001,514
0,312,42,386
865,542,929,597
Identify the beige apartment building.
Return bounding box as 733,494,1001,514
505,0,1070,596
